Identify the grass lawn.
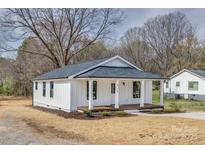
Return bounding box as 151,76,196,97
153,90,205,112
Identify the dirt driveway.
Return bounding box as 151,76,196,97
1,97,205,144
0,97,85,145
0,109,83,144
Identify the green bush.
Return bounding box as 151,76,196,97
83,109,94,117
101,111,111,116
151,109,162,113
0,80,14,96
114,111,128,116
168,101,180,112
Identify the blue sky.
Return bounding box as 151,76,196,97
1,8,205,58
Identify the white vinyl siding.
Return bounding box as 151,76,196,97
33,80,72,112
102,58,131,67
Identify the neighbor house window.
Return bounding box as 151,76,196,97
133,81,141,98
35,82,38,90
188,81,198,91
111,83,115,94
87,81,97,100
50,81,54,98
176,81,180,87
43,82,46,96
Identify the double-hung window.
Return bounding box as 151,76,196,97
188,81,198,91
50,81,54,98
35,82,38,90
43,82,46,96
176,81,180,87
111,83,115,94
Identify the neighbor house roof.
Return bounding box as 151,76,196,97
170,69,205,80
76,66,163,79
188,69,205,79
33,55,164,81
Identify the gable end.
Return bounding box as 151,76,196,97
69,55,142,79
171,69,205,81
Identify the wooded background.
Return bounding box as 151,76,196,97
0,9,205,96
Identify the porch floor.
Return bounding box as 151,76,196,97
78,103,164,112
119,104,164,110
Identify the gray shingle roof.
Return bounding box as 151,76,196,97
33,56,165,80
32,57,111,80
189,69,205,79
76,66,164,79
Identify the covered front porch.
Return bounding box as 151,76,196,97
76,78,165,111
75,65,166,111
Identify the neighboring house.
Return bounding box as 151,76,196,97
164,69,205,100
32,55,165,112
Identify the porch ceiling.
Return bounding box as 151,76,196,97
75,66,166,80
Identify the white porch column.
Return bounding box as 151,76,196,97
115,80,120,109
140,80,145,107
160,80,164,106
88,80,93,110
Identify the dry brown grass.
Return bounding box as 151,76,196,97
1,98,205,144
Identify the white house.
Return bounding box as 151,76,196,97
32,55,165,112
164,69,205,100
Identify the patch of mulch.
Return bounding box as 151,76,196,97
29,106,135,120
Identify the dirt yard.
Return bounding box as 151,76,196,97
1,97,205,144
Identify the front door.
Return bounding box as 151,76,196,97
111,83,115,104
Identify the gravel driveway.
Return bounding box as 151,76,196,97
0,107,85,145
126,110,205,121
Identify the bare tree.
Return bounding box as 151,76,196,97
172,34,205,73
119,27,154,71
0,8,123,67
117,11,205,76
73,40,110,63
143,12,196,76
